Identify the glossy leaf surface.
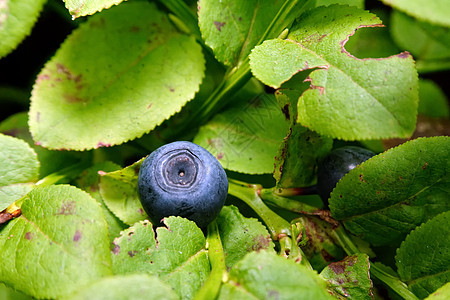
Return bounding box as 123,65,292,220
64,274,179,300
99,158,147,225
111,217,209,299
320,254,373,299
250,5,418,140
218,251,333,299
0,0,46,58
216,205,275,269
194,93,288,174
0,185,112,298
0,134,39,211
330,137,450,246
30,2,205,150
396,211,450,299
381,0,450,27
63,0,125,19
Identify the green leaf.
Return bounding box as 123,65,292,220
0,134,39,211
391,11,450,73
193,93,289,174
272,73,333,187
320,254,373,299
330,137,450,246
0,0,46,58
0,112,85,178
63,0,126,19
273,123,333,187
99,158,147,225
198,0,298,66
250,5,418,140
381,0,450,27
75,162,127,244
297,216,344,271
0,283,32,300
217,251,333,299
30,2,205,150
418,79,449,118
216,206,275,270
63,274,179,300
316,0,364,8
0,185,112,298
111,217,209,299
425,282,450,300
396,211,450,299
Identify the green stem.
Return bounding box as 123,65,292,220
260,188,321,214
228,179,311,268
332,226,419,300
194,220,226,300
228,179,291,239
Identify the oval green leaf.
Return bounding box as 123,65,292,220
391,11,450,62
320,254,373,299
396,211,450,299
0,134,39,211
111,217,209,299
198,0,284,66
75,162,126,244
0,0,46,58
330,136,450,246
64,274,179,300
63,0,125,19
216,205,275,269
218,251,333,299
250,5,418,140
381,0,450,27
99,158,147,225
193,93,289,174
0,185,112,298
30,2,205,150
425,282,450,300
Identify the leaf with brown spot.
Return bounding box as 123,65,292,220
216,206,275,270
0,185,111,299
111,217,209,299
320,253,373,299
30,2,205,150
330,136,450,246
250,5,418,140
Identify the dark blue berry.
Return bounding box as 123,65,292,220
138,141,228,228
317,146,375,205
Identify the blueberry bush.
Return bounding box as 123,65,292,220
1,0,449,299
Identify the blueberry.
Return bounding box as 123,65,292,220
138,141,228,228
317,146,375,205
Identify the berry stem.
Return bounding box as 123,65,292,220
193,220,226,300
260,187,321,214
228,179,291,239
332,226,419,300
228,179,311,268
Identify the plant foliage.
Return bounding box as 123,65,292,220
0,0,449,299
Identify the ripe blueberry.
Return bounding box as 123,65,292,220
317,146,375,205
138,141,228,228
